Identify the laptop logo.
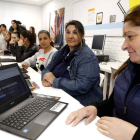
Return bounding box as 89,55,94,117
23,129,29,133
10,102,14,105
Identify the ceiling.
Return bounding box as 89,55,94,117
0,0,51,6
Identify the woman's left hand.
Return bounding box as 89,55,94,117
43,72,55,84
18,40,24,46
96,117,138,140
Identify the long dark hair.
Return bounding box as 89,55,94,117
38,30,50,38
30,26,35,34
30,26,36,43
11,20,19,29
20,30,34,46
6,31,11,50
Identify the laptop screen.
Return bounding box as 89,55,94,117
0,66,29,107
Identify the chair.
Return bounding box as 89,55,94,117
100,73,106,100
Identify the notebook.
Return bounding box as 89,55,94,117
0,63,68,140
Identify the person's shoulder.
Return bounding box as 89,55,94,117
51,47,58,52
19,25,26,30
32,44,39,51
80,44,95,56
38,49,44,53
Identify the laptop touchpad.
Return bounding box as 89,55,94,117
34,112,56,126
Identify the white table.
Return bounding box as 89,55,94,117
0,61,112,140
99,61,123,99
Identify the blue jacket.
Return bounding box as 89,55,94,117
9,26,26,34
113,60,140,127
42,44,103,106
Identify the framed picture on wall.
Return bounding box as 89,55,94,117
96,12,103,24
110,15,116,23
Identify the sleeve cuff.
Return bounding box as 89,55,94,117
52,78,60,88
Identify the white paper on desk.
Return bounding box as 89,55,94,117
50,102,66,112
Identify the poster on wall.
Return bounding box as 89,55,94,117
88,8,95,25
50,8,64,46
73,0,129,36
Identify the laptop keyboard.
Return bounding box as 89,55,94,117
0,98,54,130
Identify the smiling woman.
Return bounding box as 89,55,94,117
41,20,103,106
65,5,140,140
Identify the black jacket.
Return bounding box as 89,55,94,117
9,43,18,56
14,44,39,62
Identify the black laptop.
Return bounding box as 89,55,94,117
20,68,28,73
0,63,68,140
0,58,16,62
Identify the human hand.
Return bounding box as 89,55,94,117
65,106,97,127
96,117,138,140
43,72,55,84
22,62,29,69
42,80,52,87
0,50,4,55
18,39,24,46
10,39,15,44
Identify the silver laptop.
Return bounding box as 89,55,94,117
0,63,68,140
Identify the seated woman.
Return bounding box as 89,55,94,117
66,5,140,140
41,20,103,106
11,30,39,62
9,20,26,34
0,32,20,56
0,25,6,51
9,32,20,56
22,30,57,73
29,26,36,44
0,31,11,55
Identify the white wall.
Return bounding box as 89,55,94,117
0,1,42,44
41,0,129,62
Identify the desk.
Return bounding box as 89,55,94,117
0,61,112,140
99,61,123,99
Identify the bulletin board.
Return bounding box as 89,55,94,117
73,0,130,36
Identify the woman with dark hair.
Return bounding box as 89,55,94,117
29,26,36,43
22,30,57,73
5,31,11,50
0,31,12,55
0,25,6,51
41,20,103,106
66,5,140,140
0,24,7,38
11,30,38,62
9,20,26,34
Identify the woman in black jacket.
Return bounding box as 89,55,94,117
12,30,39,62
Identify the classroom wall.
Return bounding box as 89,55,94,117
41,0,129,62
0,1,42,44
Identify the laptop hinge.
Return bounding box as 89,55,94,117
30,92,34,98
